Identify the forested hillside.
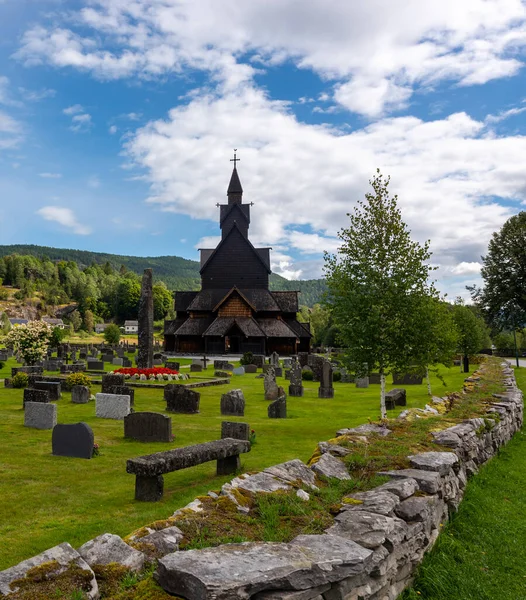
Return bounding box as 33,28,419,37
0,244,326,306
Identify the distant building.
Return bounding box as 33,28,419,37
95,323,110,334
9,318,28,326
42,317,65,329
124,320,139,334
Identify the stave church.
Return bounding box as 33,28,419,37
164,156,312,355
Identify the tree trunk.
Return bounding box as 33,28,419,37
426,366,432,396
380,369,387,419
463,354,469,373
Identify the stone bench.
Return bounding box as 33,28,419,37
126,438,251,501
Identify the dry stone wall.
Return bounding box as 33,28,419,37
0,362,522,600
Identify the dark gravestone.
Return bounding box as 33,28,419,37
190,364,203,372
108,385,135,407
71,385,90,404
52,423,94,459
307,355,324,382
165,385,200,414
318,360,334,399
274,367,283,377
252,355,265,368
221,421,250,441
270,352,280,367
138,269,154,370
12,366,43,377
268,391,287,419
386,388,407,407
393,373,424,385
87,360,104,371
385,396,396,410
288,358,304,397
298,352,309,367
33,381,61,401
122,357,132,368
23,388,50,407
369,373,381,385
124,412,173,442
165,361,180,371
244,364,257,374
102,373,125,393
220,389,245,416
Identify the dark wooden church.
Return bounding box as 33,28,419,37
164,158,312,355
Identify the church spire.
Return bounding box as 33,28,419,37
227,150,243,204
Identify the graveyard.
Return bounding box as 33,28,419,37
0,353,472,571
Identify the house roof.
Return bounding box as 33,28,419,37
203,316,264,338
9,318,28,325
42,318,64,325
220,202,250,227
256,318,299,338
174,291,199,312
124,320,138,326
164,317,186,335
95,323,109,329
174,317,212,336
199,221,272,275
271,291,299,313
286,319,313,339
186,287,282,313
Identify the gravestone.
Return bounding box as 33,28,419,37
369,373,381,385
220,389,245,416
214,360,228,370
393,373,424,385
108,385,135,407
79,351,87,360
298,352,309,367
285,369,291,380
71,351,77,362
137,268,154,369
52,422,94,459
192,359,205,368
112,357,124,367
264,367,279,401
386,388,407,407
221,421,250,441
102,373,125,393
12,366,43,377
252,355,265,368
43,360,60,371
122,357,132,368
165,361,180,371
33,381,62,401
124,412,173,442
233,366,245,376
0,351,8,361
60,364,85,374
116,348,125,358
288,358,304,397
95,393,131,420
318,360,334,399
270,352,280,367
283,358,292,368
244,364,257,374
71,385,90,404
307,355,324,382
164,385,200,414
23,388,50,407
274,367,283,377
224,363,235,371
24,402,57,429
87,360,104,371
355,377,369,388
190,364,203,373
268,388,287,419
340,369,354,383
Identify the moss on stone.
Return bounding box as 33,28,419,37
92,563,132,597
341,497,363,505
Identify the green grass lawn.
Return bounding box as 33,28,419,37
0,360,471,570
401,366,526,600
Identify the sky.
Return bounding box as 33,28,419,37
1,1,526,300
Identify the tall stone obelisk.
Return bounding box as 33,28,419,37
137,268,154,369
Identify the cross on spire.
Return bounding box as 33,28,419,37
230,149,240,168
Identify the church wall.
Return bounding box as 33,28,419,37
218,295,252,318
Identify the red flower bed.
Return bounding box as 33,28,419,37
113,367,179,376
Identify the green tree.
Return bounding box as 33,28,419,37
68,309,82,332
452,301,489,372
49,326,66,348
104,323,121,345
153,282,173,320
83,309,95,333
115,278,141,322
324,170,438,417
309,304,331,345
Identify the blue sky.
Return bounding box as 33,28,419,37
1,0,526,300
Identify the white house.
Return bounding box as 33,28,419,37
124,320,139,334
42,317,65,329
95,323,110,334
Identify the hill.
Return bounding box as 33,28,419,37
0,244,326,307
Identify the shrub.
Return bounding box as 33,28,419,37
0,289,9,301
302,369,313,381
240,351,254,366
63,372,91,391
0,361,4,371
12,372,29,388
4,320,52,365
333,371,341,382
104,324,121,345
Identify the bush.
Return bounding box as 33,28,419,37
104,324,121,345
0,289,9,301
302,369,313,381
240,351,254,366
63,372,91,391
333,371,341,382
12,372,29,388
0,361,4,371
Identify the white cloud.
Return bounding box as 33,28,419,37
88,175,100,188
19,87,56,102
63,104,84,115
13,1,526,115
0,80,23,149
485,105,526,124
37,206,91,235
39,172,62,178
109,125,118,134
450,262,483,275
69,112,92,133
124,85,526,292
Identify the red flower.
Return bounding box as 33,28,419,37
114,367,179,376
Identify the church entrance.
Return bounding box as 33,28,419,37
226,335,240,353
